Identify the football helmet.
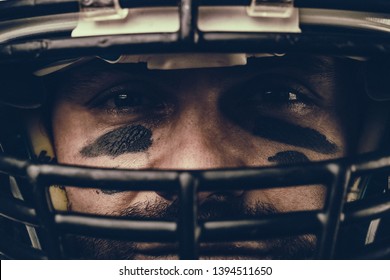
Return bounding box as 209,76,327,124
0,0,390,260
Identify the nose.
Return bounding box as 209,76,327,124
151,101,245,203
156,174,244,204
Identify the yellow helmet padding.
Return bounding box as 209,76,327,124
26,112,68,211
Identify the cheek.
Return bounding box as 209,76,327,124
245,185,326,212
66,188,155,214
66,188,107,213
52,102,96,163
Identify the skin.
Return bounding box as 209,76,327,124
49,54,362,259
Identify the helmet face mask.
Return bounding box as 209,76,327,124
1,0,390,260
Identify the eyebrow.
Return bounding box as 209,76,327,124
252,116,339,154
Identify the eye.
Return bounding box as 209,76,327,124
250,89,302,104
235,74,319,110
234,78,318,117
113,92,151,109
103,89,157,114
245,87,314,115
87,82,167,115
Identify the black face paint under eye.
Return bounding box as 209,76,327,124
253,116,338,154
268,151,309,165
80,125,152,158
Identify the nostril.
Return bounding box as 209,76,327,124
207,191,244,199
157,190,244,203
199,190,245,204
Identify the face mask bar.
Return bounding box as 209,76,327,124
0,152,390,259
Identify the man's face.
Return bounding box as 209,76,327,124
49,54,361,259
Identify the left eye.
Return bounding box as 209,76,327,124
239,84,317,117
250,89,301,104
114,92,151,108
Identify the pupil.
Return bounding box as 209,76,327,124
118,94,127,100
115,94,128,107
114,93,141,107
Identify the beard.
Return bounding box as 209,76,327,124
63,193,316,259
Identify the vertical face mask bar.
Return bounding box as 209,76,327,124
179,0,198,43
316,164,351,259
179,172,199,259
346,156,390,259
342,192,390,259
0,156,46,259
8,176,42,252
177,0,199,259
27,165,64,259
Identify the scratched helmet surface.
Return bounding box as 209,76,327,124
0,0,390,260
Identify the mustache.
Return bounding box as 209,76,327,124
118,193,278,221
64,195,315,259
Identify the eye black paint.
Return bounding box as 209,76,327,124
253,117,338,154
268,151,309,165
80,125,152,158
